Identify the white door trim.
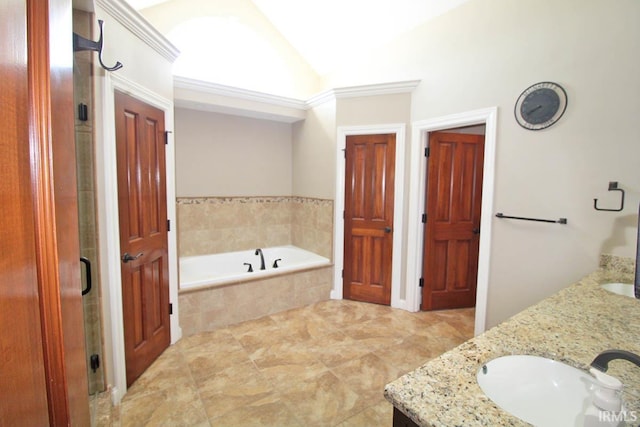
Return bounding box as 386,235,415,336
95,72,180,405
332,124,407,309
405,107,497,335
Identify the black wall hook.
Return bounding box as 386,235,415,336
73,19,123,72
594,181,625,212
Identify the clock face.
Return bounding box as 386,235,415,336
514,82,567,130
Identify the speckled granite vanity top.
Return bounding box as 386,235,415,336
385,257,640,426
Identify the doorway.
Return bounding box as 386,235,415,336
405,107,497,335
332,124,406,308
421,130,485,310
343,133,396,305
114,90,171,387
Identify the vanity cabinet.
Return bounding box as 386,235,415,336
393,408,420,427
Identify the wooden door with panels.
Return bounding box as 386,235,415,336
115,90,171,386
422,131,484,310
343,133,396,305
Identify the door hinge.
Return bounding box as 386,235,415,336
424,146,430,157
342,148,346,158
78,103,88,121
422,213,427,223
341,269,344,278
167,219,171,231
89,354,100,373
169,303,173,315
164,130,172,144
419,278,424,288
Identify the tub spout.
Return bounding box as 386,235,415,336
255,248,265,270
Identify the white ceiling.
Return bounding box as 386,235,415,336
126,0,471,75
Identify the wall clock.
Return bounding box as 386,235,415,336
514,81,567,130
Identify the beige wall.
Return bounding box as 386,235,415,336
292,100,337,199
175,108,293,197
323,0,640,327
335,93,412,127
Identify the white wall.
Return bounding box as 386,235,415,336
138,0,320,99
175,108,293,197
324,0,640,327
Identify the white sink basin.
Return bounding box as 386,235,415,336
601,282,636,298
477,355,594,426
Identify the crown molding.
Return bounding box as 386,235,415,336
174,76,307,123
306,80,421,108
334,80,421,98
95,0,180,63
173,77,421,121
174,77,307,110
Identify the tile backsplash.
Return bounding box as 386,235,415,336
176,196,333,259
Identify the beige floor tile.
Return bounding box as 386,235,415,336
309,299,391,326
374,334,448,373
306,330,372,368
197,361,274,420
251,338,329,388
125,346,193,401
269,306,336,340
182,335,251,383
341,317,407,351
120,382,208,427
107,299,475,427
209,397,302,427
278,370,368,427
330,353,403,401
337,397,394,427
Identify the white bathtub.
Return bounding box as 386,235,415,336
179,245,331,291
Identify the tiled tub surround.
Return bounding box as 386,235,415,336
179,265,333,336
176,196,333,259
385,255,640,426
177,196,334,336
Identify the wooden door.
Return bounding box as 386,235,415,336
422,132,484,310
1,0,90,424
115,91,170,386
343,134,395,305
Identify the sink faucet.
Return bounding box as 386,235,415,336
255,248,265,270
591,349,640,372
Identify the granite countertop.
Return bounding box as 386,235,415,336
384,257,640,426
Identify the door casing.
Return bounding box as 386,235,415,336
333,124,406,308
95,73,180,404
405,107,497,336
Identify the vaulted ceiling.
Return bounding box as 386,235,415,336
125,0,472,76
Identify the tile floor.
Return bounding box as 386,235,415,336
100,299,475,427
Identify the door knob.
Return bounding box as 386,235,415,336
122,252,143,263
472,228,480,234
384,226,392,233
